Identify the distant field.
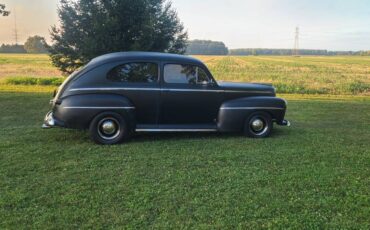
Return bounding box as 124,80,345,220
0,54,369,95
197,55,370,95
0,54,62,79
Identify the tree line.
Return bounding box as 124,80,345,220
2,38,369,56
185,41,370,56
229,48,370,56
0,36,49,53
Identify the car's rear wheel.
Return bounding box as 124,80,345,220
244,112,273,138
89,112,129,145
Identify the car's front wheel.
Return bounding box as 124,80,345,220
244,112,273,138
89,112,129,145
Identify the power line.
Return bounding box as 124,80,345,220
13,9,19,45
293,26,299,56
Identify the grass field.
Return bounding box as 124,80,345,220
200,55,370,95
0,54,61,79
0,54,369,95
0,54,369,228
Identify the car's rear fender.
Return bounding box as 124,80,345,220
53,94,136,130
217,96,287,132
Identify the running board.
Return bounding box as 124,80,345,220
135,129,218,132
135,124,218,132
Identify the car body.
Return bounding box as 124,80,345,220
43,52,290,144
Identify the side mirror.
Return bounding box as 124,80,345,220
207,80,217,86
199,80,210,85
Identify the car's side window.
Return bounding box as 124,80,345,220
164,64,211,85
107,62,158,83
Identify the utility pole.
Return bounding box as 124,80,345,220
13,9,19,45
293,26,299,56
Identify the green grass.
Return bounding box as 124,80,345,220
0,89,369,228
5,77,64,86
0,53,369,227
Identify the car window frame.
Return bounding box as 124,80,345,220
162,63,216,86
106,61,160,84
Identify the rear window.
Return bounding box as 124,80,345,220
107,62,158,83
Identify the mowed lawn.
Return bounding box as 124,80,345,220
0,88,369,228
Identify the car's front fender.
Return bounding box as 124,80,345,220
217,96,287,132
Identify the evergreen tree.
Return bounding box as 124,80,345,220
50,0,188,74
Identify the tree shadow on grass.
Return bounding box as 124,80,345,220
130,132,236,143
129,126,292,144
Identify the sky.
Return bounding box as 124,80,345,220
0,0,369,51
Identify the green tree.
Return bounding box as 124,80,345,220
186,40,228,55
0,3,10,16
24,36,49,53
49,0,188,74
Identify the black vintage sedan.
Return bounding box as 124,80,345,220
43,52,290,144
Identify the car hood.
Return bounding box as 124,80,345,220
217,81,275,94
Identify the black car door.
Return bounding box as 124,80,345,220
105,61,161,124
160,63,223,124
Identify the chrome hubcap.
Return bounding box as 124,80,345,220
250,117,268,135
101,121,116,135
251,119,264,132
98,118,120,140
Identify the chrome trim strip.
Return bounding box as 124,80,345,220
70,88,272,94
63,106,135,109
224,90,273,94
220,107,284,110
135,129,218,132
70,88,160,92
164,89,223,93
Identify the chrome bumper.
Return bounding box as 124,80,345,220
278,120,291,127
42,111,56,129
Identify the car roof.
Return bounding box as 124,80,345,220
88,51,204,67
